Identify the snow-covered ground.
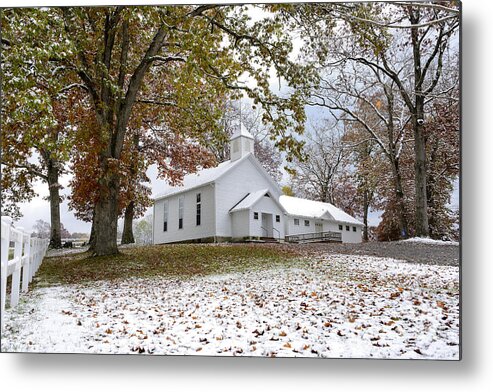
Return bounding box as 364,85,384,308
400,237,459,246
1,254,459,359
45,246,89,258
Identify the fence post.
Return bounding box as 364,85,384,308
33,238,38,280
22,230,31,293
1,216,12,331
36,239,41,275
10,227,24,308
29,238,35,283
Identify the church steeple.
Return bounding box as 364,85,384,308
230,123,254,161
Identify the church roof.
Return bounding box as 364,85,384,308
154,152,281,200
279,195,364,226
154,154,249,200
230,123,254,140
229,189,269,212
229,188,285,213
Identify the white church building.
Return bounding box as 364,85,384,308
152,126,363,245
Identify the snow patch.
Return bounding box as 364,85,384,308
45,246,89,258
401,237,459,246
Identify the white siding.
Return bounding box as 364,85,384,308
323,220,340,233
249,196,285,239
215,158,280,237
285,216,318,236
323,220,363,243
153,184,215,244
231,210,250,238
336,222,363,243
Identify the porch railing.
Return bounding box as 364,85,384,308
285,231,342,244
272,227,281,241
260,226,282,242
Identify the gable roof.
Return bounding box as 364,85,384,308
229,189,285,213
153,153,280,201
153,157,244,201
279,195,363,226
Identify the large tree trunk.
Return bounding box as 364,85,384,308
82,16,167,256
47,158,62,249
362,190,369,242
426,137,439,239
89,166,120,256
390,157,409,239
121,201,135,244
361,140,372,242
413,109,430,237
120,133,139,245
88,211,96,248
409,11,430,237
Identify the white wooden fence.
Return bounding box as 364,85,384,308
1,216,49,331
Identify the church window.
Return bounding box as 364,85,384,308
196,193,201,226
163,200,168,232
178,196,184,229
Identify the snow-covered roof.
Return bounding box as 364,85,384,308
154,152,282,201
279,195,364,226
229,189,286,213
229,189,269,212
154,154,249,200
231,123,254,140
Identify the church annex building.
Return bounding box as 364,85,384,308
152,125,363,245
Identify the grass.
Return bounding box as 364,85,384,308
34,243,303,287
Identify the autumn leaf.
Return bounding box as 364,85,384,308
437,301,447,309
